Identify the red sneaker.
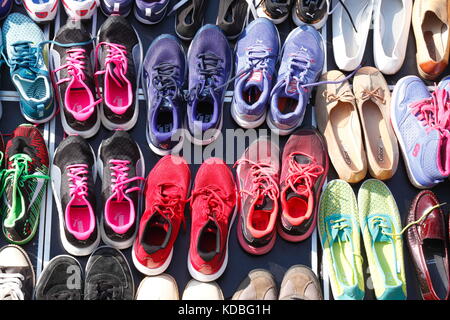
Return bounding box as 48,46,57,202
278,129,328,242
234,137,280,255
132,155,190,275
188,158,237,282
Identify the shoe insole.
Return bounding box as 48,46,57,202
66,87,91,113
278,97,297,114
144,224,167,247
374,242,399,286
332,241,356,286
342,0,371,58
156,109,174,133
423,239,449,300
423,12,449,62
251,209,272,231
68,205,90,233
107,201,131,228
244,86,262,105
329,102,364,172
105,74,131,109
380,0,403,56
195,100,213,123
199,227,218,254
361,100,392,170
286,196,308,219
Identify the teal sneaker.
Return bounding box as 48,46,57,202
358,179,407,300
318,179,365,300
2,13,54,124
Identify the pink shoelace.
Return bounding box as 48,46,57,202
410,88,450,135
191,185,231,224
94,42,128,87
234,159,279,203
152,183,188,227
109,159,144,201
67,164,89,198
53,48,101,120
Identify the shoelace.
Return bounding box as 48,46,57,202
187,53,224,102
234,158,279,203
191,185,231,224
0,273,25,300
322,89,354,103
360,87,386,104
152,183,188,228
7,41,41,73
410,88,450,135
94,42,128,88
285,152,324,199
0,154,49,200
67,164,89,199
108,160,144,202
152,62,180,101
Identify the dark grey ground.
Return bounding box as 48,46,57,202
1,0,448,300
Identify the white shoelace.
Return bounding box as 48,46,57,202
0,273,25,300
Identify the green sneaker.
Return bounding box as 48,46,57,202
1,124,49,245
318,179,364,300
358,179,406,300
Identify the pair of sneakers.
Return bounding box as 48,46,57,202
235,129,328,255
100,0,169,24
319,179,406,300
51,130,145,256
132,155,237,283
35,247,134,300
143,25,232,154
51,16,141,138
20,0,99,23
232,18,324,135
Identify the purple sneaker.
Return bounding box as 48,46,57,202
100,0,133,16
391,76,450,188
143,34,186,156
268,25,324,135
232,18,280,129
186,25,232,146
134,0,170,24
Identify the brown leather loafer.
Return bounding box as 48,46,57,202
407,190,449,300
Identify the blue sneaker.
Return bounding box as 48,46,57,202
143,34,186,156
100,0,133,16
2,13,55,124
391,76,450,189
186,25,232,145
268,25,324,135
232,18,279,129
134,0,170,24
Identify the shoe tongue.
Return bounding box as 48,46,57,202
107,64,126,87
14,68,36,81
160,184,179,198
283,79,300,99
254,194,274,211
244,70,264,92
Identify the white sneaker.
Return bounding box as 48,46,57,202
182,279,224,300
373,0,413,74
23,0,59,23
62,0,99,20
135,274,179,300
332,0,374,71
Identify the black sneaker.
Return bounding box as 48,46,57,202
35,255,83,300
95,15,142,131
173,0,207,41
52,19,101,139
0,245,35,300
216,0,249,40
292,0,328,29
256,0,293,24
84,246,134,300
98,131,145,250
51,135,100,256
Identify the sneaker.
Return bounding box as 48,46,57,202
0,245,35,300
217,0,249,40
255,0,293,24
95,15,142,131
390,76,450,188
173,0,207,41
278,128,328,242
278,265,323,300
182,279,224,300
133,155,190,276
100,0,133,16
186,25,232,145
358,179,407,300
2,124,49,245
52,19,101,139
84,246,134,300
98,131,145,249
235,137,280,255
22,0,58,22
232,269,277,300
134,0,170,24
0,0,13,20
51,135,100,256
232,18,279,129
143,35,186,156
136,274,179,300
35,255,83,300
268,25,324,135
62,0,99,20
188,158,237,282
318,179,364,300
292,0,328,29
2,13,55,124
